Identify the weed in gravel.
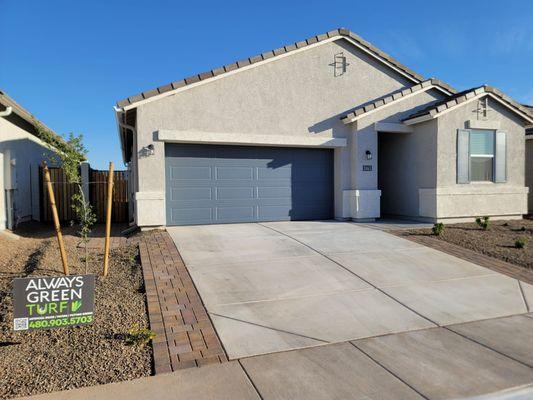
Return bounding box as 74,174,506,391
475,216,491,230
432,223,445,236
515,237,528,249
125,325,156,346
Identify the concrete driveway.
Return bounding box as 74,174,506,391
167,221,532,359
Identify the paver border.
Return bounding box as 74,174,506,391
137,230,228,373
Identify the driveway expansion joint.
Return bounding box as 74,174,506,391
257,222,440,327
349,341,431,400
518,280,531,312
443,324,533,369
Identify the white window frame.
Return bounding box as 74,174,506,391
468,129,495,182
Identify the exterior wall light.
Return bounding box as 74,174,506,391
140,144,155,157
365,150,372,160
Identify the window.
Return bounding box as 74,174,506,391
469,130,494,182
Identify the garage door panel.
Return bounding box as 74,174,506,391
216,187,255,200
258,205,292,220
170,187,213,201
216,166,254,180
171,208,213,224
166,144,333,225
217,206,256,221
170,166,212,180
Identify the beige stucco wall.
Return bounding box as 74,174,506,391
354,89,445,218
378,119,439,217
427,97,528,220
133,38,415,226
525,138,533,213
0,116,55,229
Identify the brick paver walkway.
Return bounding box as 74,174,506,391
138,230,227,374
395,231,533,285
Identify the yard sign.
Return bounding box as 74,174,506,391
12,275,95,331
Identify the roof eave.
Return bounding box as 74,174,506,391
342,81,455,125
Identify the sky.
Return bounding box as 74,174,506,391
1,0,532,169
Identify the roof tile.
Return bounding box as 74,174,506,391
236,59,251,68
212,67,226,76
261,51,275,60
249,54,263,64
158,84,173,94
142,89,159,98
171,80,186,89
284,44,297,52
199,71,214,80
184,75,201,84
224,63,239,72
128,94,144,103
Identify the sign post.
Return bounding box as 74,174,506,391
12,275,95,331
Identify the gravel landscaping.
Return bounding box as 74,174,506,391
0,224,152,399
404,219,533,270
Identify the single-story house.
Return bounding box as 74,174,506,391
526,105,533,214
0,90,57,230
114,28,532,228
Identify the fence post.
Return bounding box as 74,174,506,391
80,162,90,202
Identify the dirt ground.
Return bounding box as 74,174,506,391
405,219,533,270
0,223,152,399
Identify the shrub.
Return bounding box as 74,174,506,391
125,325,156,346
475,216,491,230
432,223,445,236
515,237,528,249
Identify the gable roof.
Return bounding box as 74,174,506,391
402,85,533,125
341,78,456,124
115,28,426,110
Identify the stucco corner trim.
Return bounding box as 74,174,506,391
157,130,347,148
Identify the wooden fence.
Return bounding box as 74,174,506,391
40,166,129,224
89,169,128,223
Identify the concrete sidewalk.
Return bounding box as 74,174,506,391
22,314,533,400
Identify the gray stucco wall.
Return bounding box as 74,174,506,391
0,116,55,229
431,97,528,220
133,38,416,225
378,119,438,217
525,138,533,213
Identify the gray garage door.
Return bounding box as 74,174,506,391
165,144,333,225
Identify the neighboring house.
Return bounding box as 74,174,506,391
526,105,533,214
0,90,57,230
115,28,533,227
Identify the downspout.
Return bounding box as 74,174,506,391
0,107,13,229
114,107,137,226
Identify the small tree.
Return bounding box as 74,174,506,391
35,122,97,273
